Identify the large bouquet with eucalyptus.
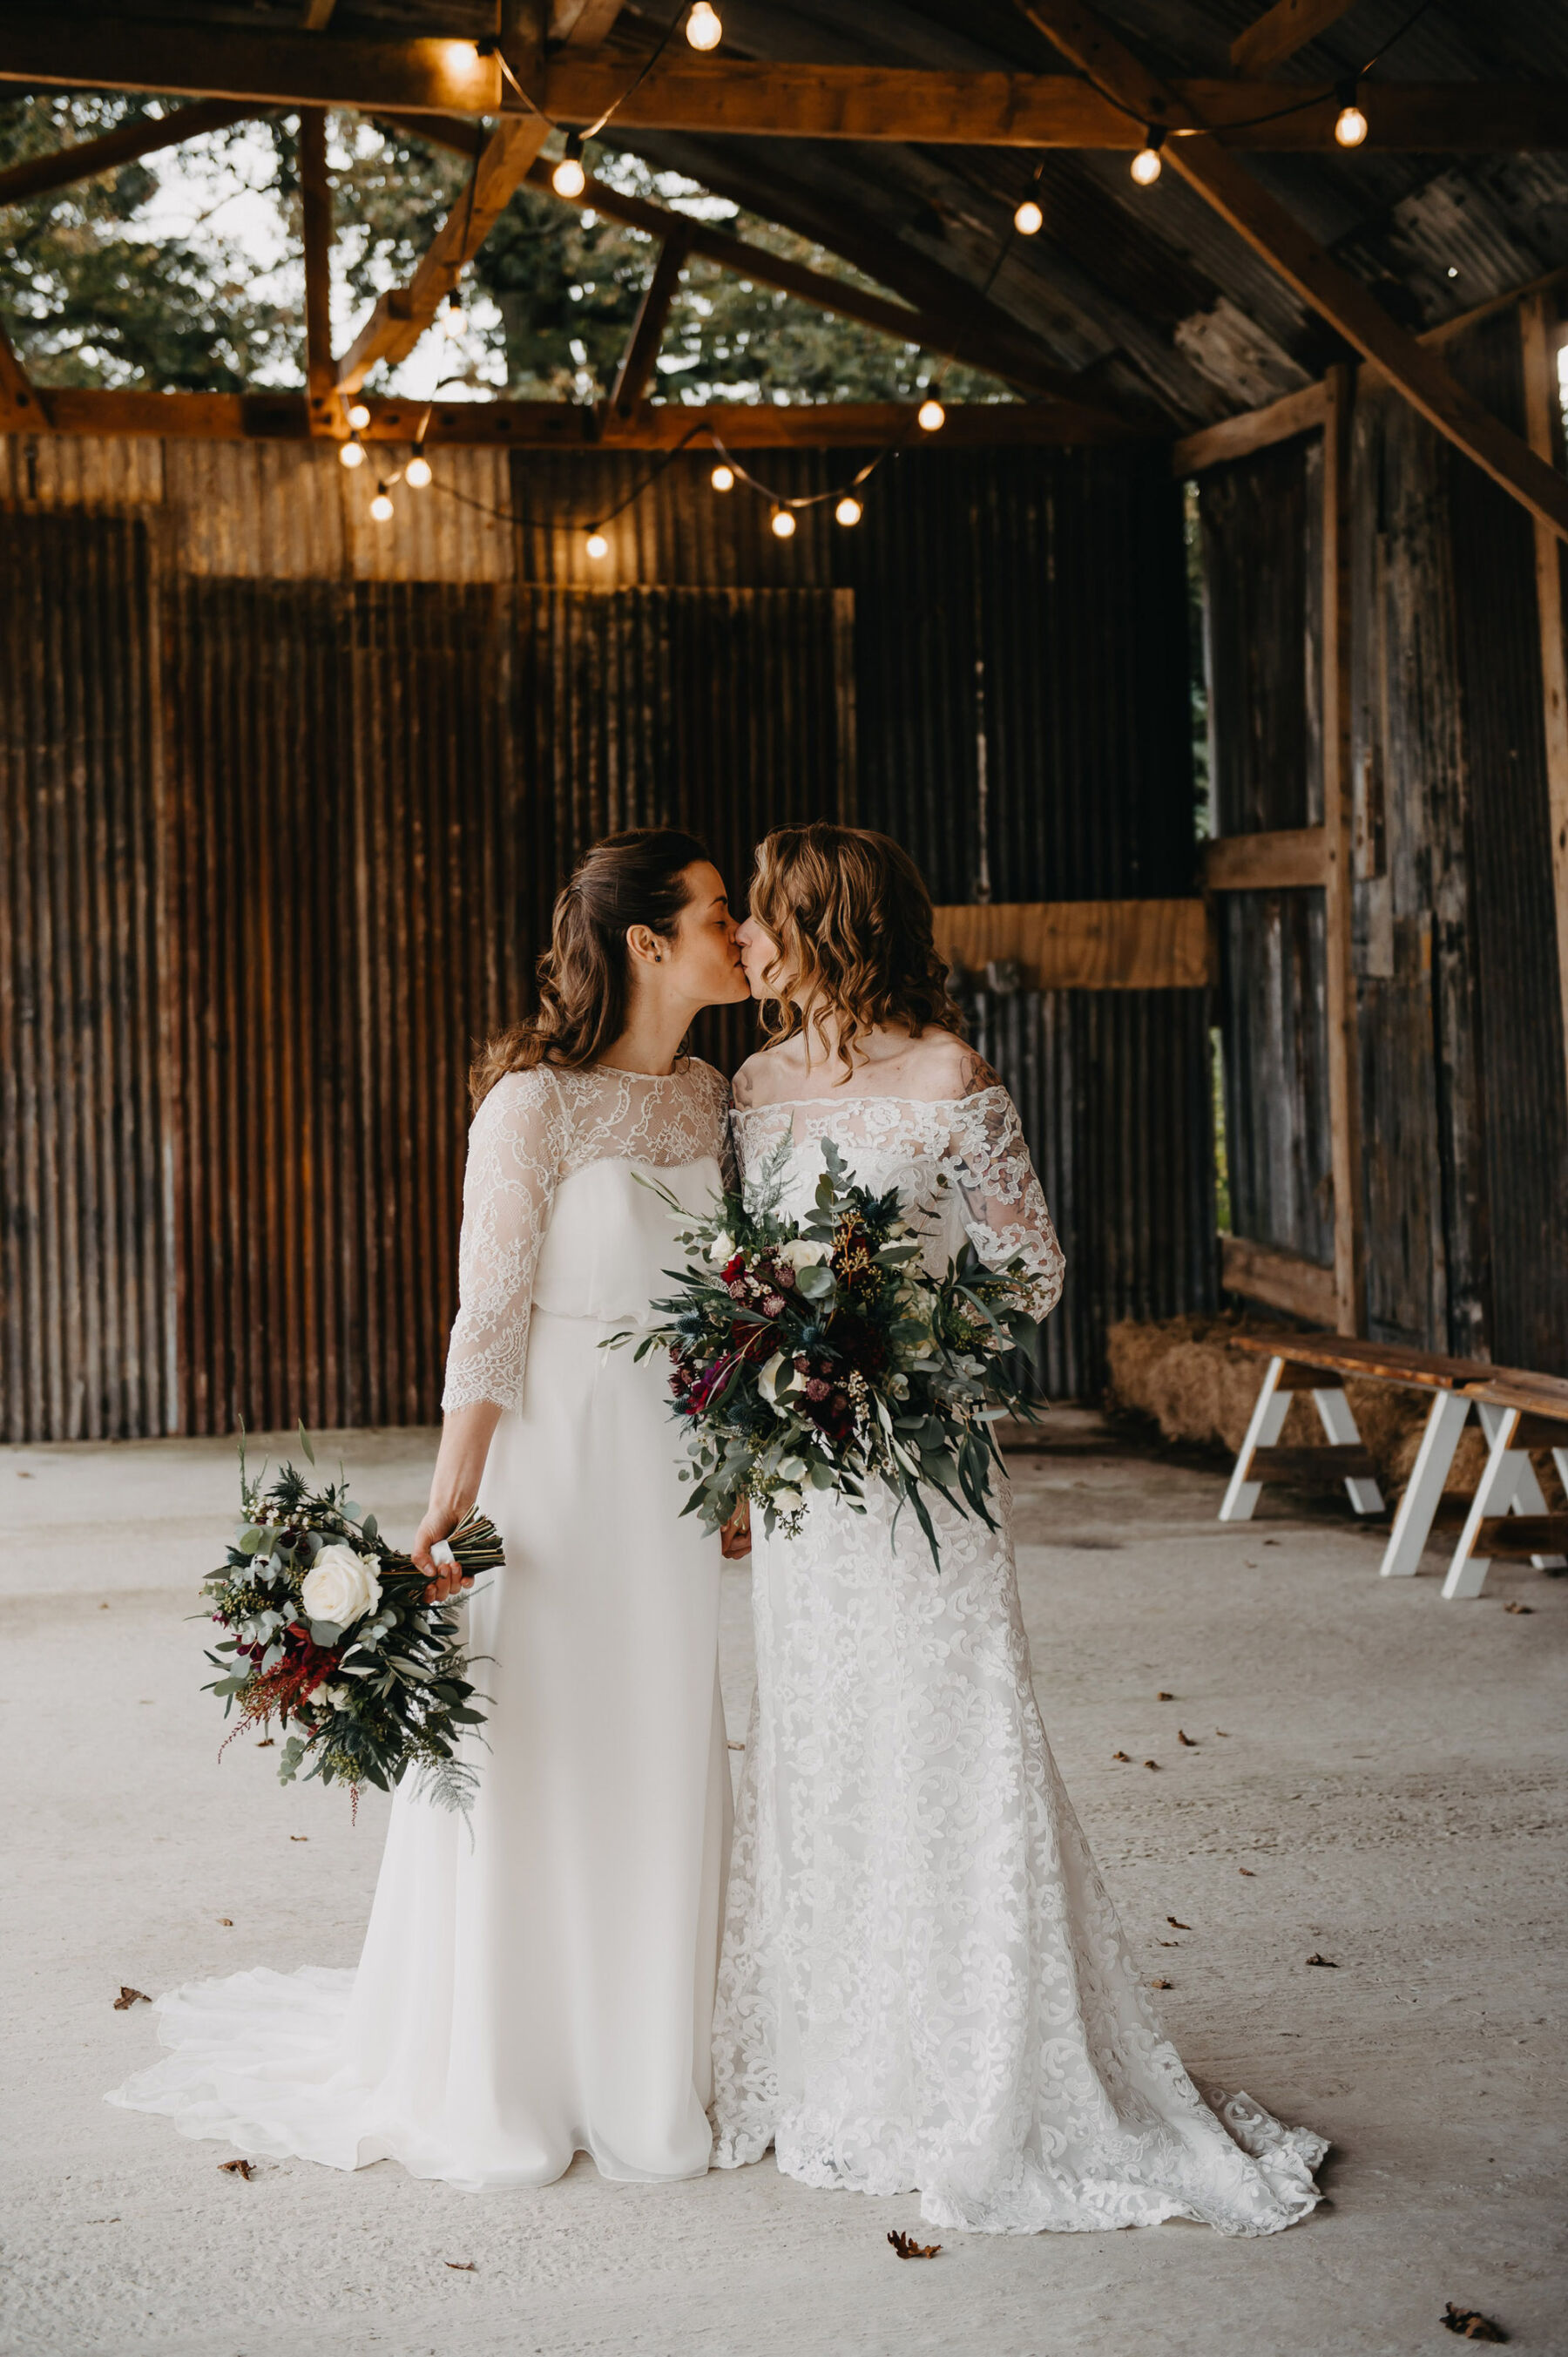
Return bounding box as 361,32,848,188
202,1432,503,1814
614,1138,1051,1567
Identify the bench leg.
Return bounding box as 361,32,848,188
1380,1391,1470,1577
1219,1357,1289,1522
1443,1407,1523,1600
1312,1386,1385,1514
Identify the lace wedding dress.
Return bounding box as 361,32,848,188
711,1080,1327,2236
110,1061,733,2191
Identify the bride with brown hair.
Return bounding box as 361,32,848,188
112,829,750,2191
713,821,1327,2238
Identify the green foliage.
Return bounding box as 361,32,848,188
1,97,1012,405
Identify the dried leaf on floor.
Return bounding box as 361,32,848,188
112,1987,150,2010
1167,1916,1190,1929
1216,1729,1230,1737
219,2158,254,2179
290,1834,308,1842
1144,1758,1159,1770
1441,2303,1507,2341
256,1737,274,1747
727,1739,746,1751
1504,1602,1532,1615
888,2231,941,2259
218,1918,233,1927
1178,1730,1197,1746
1157,1939,1179,1947
1150,1976,1173,1989
1112,1750,1131,1762
1156,1690,1173,1700
445,2260,478,2272
1305,1953,1336,1968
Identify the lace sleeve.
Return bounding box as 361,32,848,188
942,1084,1065,1317
441,1067,567,1414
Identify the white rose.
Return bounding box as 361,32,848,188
301,1543,382,1629
321,1682,352,1710
773,1486,804,1514
780,1238,828,1270
758,1351,805,1411
707,1230,737,1266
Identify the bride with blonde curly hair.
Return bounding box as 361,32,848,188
713,820,1327,2239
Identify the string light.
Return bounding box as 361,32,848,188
835,495,863,527
585,528,609,559
711,463,735,491
552,132,587,200
916,396,946,432
370,485,395,523
339,437,365,470
443,289,467,340
1130,127,1165,186
1333,83,1369,146
347,401,371,430
769,505,797,539
405,453,432,489
685,2,722,49
1013,198,1044,236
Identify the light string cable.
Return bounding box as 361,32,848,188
420,417,714,537
484,0,692,142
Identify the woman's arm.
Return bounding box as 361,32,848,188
411,1400,504,1599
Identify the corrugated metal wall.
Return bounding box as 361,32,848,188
2,433,1208,1436
1196,317,1568,1373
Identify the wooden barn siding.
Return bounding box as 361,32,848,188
1200,325,1568,1372
1,439,1207,1437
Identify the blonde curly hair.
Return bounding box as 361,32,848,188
747,822,965,1074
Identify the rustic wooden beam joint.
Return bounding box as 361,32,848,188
607,217,695,422
1230,0,1358,77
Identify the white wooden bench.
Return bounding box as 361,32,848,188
1221,1334,1568,1599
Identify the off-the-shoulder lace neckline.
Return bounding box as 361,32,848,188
578,1060,705,1084
735,1087,1008,1114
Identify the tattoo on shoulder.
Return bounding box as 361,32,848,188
959,1050,1004,1095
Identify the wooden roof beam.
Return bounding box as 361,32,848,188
1017,0,1568,546
336,114,549,396
607,217,694,420
0,97,252,208
1,28,1564,148
1231,0,1361,78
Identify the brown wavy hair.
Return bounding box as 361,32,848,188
747,822,965,1072
471,828,712,1106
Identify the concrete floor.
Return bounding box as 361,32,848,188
0,1413,1563,2357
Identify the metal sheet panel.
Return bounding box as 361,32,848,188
0,509,173,1440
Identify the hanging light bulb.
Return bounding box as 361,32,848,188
370,486,395,523
443,289,467,340
710,463,735,492
553,132,586,200
835,494,863,527
917,396,946,432
405,452,432,489
686,1,722,49
339,437,365,470
347,401,371,430
585,528,608,559
770,505,797,539
1013,197,1044,236
1130,127,1165,186
1333,83,1369,147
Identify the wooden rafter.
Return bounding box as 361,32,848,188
1016,0,1568,547
299,107,338,435
335,115,548,396
1321,362,1365,1334
0,313,47,424
0,98,249,209
608,219,694,420
1230,0,1361,77
3,25,1564,149
2,388,1099,446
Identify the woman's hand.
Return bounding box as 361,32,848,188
410,1509,473,1603
720,1499,752,1561
413,1400,503,1601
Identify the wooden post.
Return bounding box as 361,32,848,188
1322,362,1365,1336
299,107,338,437
608,220,696,421
1521,290,1568,1117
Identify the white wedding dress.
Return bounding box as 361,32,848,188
711,1082,1327,2235
110,1060,733,2191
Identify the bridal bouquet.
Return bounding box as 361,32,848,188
614,1138,1050,1566
202,1432,503,1814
